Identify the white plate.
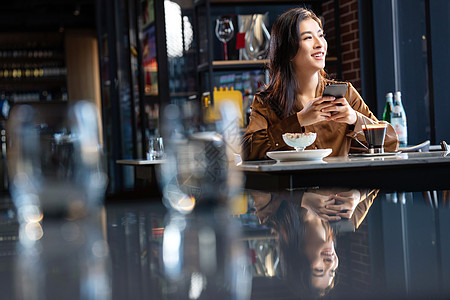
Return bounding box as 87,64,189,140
266,149,332,162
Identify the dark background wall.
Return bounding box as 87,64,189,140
370,0,449,145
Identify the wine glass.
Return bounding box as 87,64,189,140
215,17,234,60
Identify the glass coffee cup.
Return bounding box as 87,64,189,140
355,123,388,154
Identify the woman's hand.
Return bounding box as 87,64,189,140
296,96,336,127
301,191,342,221
321,97,357,125
325,190,361,219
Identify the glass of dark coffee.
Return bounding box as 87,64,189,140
362,124,387,153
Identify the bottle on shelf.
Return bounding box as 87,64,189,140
391,91,407,146
382,92,393,123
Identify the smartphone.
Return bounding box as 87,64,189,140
322,83,347,114
322,83,347,98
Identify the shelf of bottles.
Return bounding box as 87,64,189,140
0,34,68,105
194,1,329,107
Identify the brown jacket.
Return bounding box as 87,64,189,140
242,79,399,160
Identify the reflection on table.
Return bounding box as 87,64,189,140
0,184,449,299
116,159,167,196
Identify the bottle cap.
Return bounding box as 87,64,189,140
394,91,401,97
386,92,393,98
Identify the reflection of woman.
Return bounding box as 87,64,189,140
301,188,378,229
254,188,376,229
242,7,398,161
303,207,338,294
252,191,338,297
251,187,376,297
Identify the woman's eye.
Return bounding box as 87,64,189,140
303,36,312,40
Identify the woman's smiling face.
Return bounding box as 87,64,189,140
304,216,338,291
291,18,328,74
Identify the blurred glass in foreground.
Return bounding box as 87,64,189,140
158,98,251,299
162,210,252,300
6,101,110,300
159,98,243,212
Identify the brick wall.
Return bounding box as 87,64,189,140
332,219,372,298
322,0,361,92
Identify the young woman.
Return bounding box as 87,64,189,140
242,7,398,160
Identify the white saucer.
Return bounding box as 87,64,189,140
266,149,332,162
348,151,401,158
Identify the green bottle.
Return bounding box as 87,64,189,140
383,92,393,123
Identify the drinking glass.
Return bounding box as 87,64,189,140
161,210,252,299
147,137,164,160
159,101,243,212
215,17,234,60
7,101,110,299
7,101,108,217
354,123,388,154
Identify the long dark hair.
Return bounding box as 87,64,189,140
262,7,325,119
268,201,336,298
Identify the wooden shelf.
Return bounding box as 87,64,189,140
0,77,66,83
12,100,68,105
0,55,65,64
198,57,338,72
198,59,268,72
0,79,66,91
170,91,198,98
212,59,268,66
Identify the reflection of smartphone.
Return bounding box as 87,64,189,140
322,83,347,98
